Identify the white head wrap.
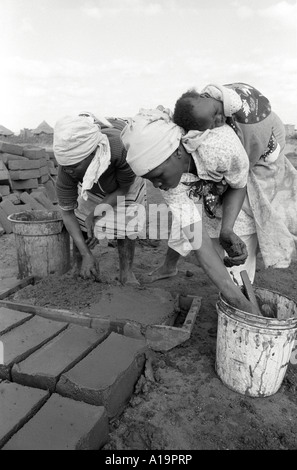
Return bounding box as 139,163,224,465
121,107,183,176
201,84,242,117
54,114,111,201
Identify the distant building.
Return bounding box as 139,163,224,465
20,128,34,139
32,120,54,135
0,124,14,138
30,120,54,144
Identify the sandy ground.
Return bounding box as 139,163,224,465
1,178,297,450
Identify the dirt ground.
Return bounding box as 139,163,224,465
1,178,297,450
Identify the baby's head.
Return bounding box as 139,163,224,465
173,89,226,132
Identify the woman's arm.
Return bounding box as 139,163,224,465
183,222,256,314
55,165,100,280
61,209,100,281
220,185,246,231
219,185,248,267
196,126,250,266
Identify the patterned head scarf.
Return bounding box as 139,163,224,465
200,84,242,117
121,106,183,176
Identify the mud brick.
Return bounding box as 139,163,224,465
0,185,10,196
36,184,47,193
3,194,20,204
0,307,32,335
0,142,23,156
9,193,21,204
30,191,56,211
47,160,55,170
4,204,30,214
10,179,38,190
23,147,47,160
19,192,45,210
44,180,57,202
8,158,47,171
0,382,49,449
11,325,107,391
0,153,29,165
9,169,41,180
2,394,108,450
40,158,48,167
36,185,54,200
56,332,147,418
16,204,33,212
10,190,24,202
0,200,19,216
0,316,68,380
52,156,58,166
46,149,55,160
50,167,58,176
0,206,12,233
39,165,49,177
38,174,50,184
0,161,10,185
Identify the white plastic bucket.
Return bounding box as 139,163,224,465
216,287,297,397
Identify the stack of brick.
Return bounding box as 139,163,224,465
44,147,58,177
0,141,60,235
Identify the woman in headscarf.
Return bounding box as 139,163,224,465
54,112,146,284
154,83,297,285
121,106,257,314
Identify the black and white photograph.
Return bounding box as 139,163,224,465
0,0,297,452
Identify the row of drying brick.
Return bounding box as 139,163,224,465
0,383,108,450
0,140,59,235
0,306,147,449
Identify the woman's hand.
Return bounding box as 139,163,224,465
84,211,98,250
80,253,100,282
219,229,248,267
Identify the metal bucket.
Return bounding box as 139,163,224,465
8,210,70,279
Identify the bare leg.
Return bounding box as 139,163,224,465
148,246,180,282
117,238,139,285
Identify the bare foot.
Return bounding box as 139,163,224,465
148,266,178,283
120,271,140,286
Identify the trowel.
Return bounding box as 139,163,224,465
240,270,263,316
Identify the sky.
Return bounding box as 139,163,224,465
0,0,296,133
